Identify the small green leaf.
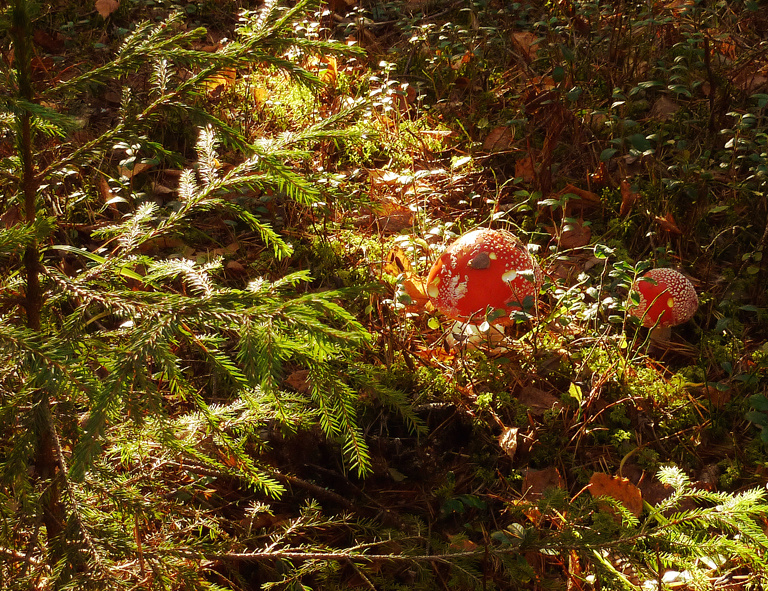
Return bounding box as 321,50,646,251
567,382,583,403
745,411,768,427
749,394,768,411
600,148,618,161
567,87,582,101
627,133,652,151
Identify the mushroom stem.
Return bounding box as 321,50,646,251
648,325,672,345
446,320,506,351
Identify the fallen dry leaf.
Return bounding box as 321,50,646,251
399,273,430,307
558,221,592,249
0,205,21,228
225,260,246,274
515,155,536,182
619,179,639,216
211,242,240,256
556,183,600,216
589,473,643,517
369,168,402,188
649,96,680,121
522,467,565,498
326,0,355,12
511,31,540,61
383,246,412,276
516,467,567,523
557,183,600,203
735,70,768,94
498,427,519,461
96,175,114,203
450,51,472,70
447,533,479,552
518,386,561,416
307,55,338,86
138,237,185,253
204,67,236,94
654,212,682,234
152,182,175,196
285,369,312,394
95,0,119,18
690,381,732,409
118,161,154,179
96,175,123,218
531,75,556,90
33,30,64,54
588,162,609,188
482,126,515,152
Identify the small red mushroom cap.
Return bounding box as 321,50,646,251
426,227,542,321
629,268,698,328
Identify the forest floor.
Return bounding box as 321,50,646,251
28,0,768,589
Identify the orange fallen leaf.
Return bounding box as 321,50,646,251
531,75,556,90
383,246,412,275
557,183,600,206
285,369,312,394
326,0,355,12
556,183,600,218
399,273,430,307
654,212,682,234
95,0,119,18
307,55,338,86
511,31,540,61
204,67,236,94
447,534,478,552
549,220,591,249
523,467,565,498
589,473,643,517
520,467,566,522
211,242,240,256
413,345,455,364
620,179,639,216
588,162,609,187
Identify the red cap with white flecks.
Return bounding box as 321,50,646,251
426,228,542,321
629,268,698,328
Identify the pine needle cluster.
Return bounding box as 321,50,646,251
0,1,388,587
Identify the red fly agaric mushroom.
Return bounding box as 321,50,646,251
426,227,542,322
629,268,698,341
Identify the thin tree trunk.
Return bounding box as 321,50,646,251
12,0,66,550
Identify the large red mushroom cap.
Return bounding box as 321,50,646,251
426,227,542,321
629,268,698,329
